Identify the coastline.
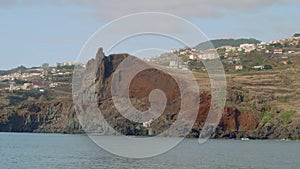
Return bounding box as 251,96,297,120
1,131,299,141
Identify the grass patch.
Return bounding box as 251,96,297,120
250,103,256,110
261,111,273,125
280,110,296,124
278,98,289,103
260,108,277,125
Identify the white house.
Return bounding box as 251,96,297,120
253,65,264,70
273,48,283,54
179,51,186,55
22,83,33,90
239,44,256,53
220,46,237,52
189,54,197,60
235,65,243,70
169,60,178,68
143,119,154,128
198,50,218,60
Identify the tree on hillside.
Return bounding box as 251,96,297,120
264,65,273,70
293,33,300,37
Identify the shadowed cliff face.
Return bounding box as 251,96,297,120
0,99,82,133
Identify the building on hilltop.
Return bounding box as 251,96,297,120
273,48,283,54
198,50,218,60
235,64,243,71
189,54,198,60
219,46,237,52
239,43,256,53
22,83,33,90
252,65,264,70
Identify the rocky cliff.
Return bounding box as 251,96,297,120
1,48,300,139
0,99,82,133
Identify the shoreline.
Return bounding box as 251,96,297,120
1,131,299,141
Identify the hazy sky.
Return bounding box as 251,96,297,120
0,0,300,69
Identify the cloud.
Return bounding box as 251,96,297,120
1,0,299,42
0,0,68,9
69,0,298,20
66,0,300,42
1,0,298,20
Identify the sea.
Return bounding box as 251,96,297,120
0,133,300,169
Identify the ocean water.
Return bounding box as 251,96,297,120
0,133,300,169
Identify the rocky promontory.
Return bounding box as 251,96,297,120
1,48,300,139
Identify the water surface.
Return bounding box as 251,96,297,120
0,133,299,169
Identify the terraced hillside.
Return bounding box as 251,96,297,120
220,68,300,139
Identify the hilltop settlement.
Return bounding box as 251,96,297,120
149,33,300,72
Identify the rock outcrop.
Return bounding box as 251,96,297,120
0,99,82,133
74,49,260,138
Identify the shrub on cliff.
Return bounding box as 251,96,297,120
280,110,296,124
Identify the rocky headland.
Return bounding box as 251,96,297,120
1,48,300,139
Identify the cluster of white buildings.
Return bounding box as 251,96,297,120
239,44,257,53
49,82,70,88
0,61,84,81
197,50,219,60
177,48,219,61
50,68,72,76
187,51,218,60
56,62,86,68
0,70,73,81
0,72,41,81
0,61,87,92
218,43,265,54
5,82,45,92
168,60,188,70
219,35,300,55
3,80,71,92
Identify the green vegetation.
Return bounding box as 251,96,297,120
261,109,276,125
0,70,9,76
57,65,75,71
264,65,273,70
280,110,296,124
51,75,72,83
0,65,28,75
14,79,28,85
270,43,283,48
261,109,297,126
250,103,256,110
278,98,289,103
6,90,52,106
293,33,300,37
261,110,273,125
188,60,205,70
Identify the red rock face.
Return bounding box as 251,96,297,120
219,107,258,132
87,51,261,137
129,68,180,102
88,54,258,137
237,111,259,131
129,68,181,123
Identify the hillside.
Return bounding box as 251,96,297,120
195,38,261,50
1,49,300,139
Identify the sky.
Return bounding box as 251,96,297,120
0,0,300,69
